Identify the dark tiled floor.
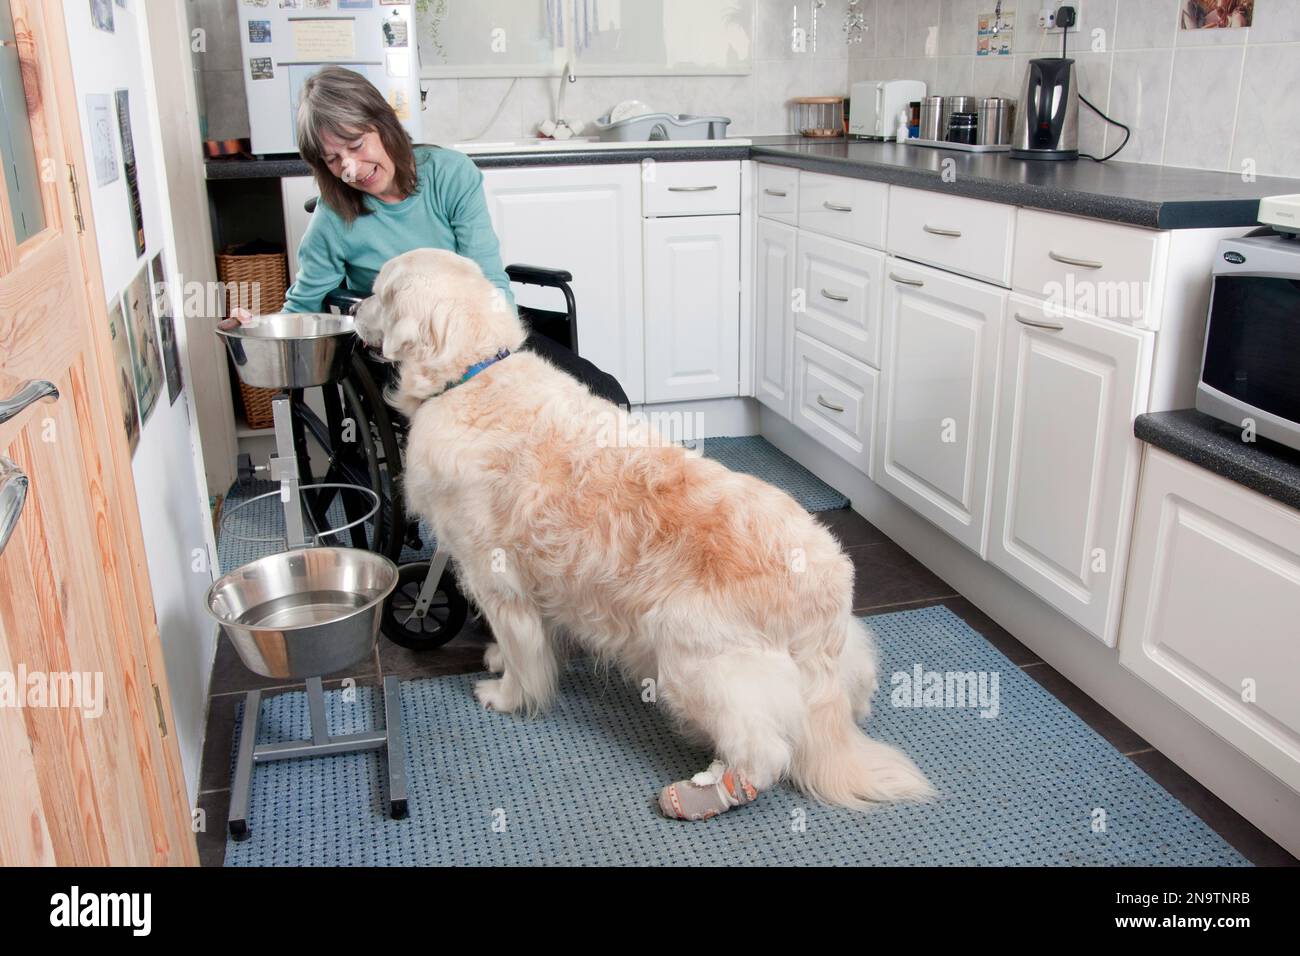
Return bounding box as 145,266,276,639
197,506,1297,867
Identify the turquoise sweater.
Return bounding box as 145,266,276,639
282,145,515,313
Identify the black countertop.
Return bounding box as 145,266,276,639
204,134,1300,229
1135,409,1300,511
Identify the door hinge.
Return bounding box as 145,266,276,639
152,683,168,738
66,164,84,234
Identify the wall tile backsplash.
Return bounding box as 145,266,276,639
197,0,1300,179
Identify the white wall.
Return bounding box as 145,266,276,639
62,0,219,809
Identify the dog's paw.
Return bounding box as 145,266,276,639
474,678,521,713
483,642,504,674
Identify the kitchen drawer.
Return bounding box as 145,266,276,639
1012,208,1168,326
757,164,799,224
795,230,885,367
886,186,1015,286
792,332,878,478
643,161,741,217
798,172,888,249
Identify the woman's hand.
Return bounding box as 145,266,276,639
217,306,256,331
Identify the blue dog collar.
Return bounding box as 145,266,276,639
438,347,511,396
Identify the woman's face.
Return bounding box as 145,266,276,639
318,127,397,200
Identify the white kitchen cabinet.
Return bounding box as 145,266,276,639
987,295,1154,645
1119,447,1300,793
643,215,740,403
794,230,885,367
876,259,1006,556
481,165,645,403
792,332,878,477
886,185,1015,287
798,172,888,249
754,217,797,418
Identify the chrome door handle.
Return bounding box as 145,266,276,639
817,395,845,412
923,224,962,237
1048,250,1103,269
1015,312,1065,331
820,288,850,302
823,201,853,212
0,380,59,425
763,188,788,197
668,185,718,192
889,272,924,286
0,457,29,558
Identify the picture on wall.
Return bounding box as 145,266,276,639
1180,0,1252,28
114,89,146,256
89,0,114,33
123,266,163,427
107,298,140,453
86,94,119,186
150,252,184,405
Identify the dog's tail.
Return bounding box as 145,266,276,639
790,615,935,808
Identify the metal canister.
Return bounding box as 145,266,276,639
940,95,975,141
977,97,1015,145
918,95,944,141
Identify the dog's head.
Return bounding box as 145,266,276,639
354,248,525,365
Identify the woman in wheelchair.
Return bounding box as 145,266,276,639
229,64,628,410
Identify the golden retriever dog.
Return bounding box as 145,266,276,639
355,248,932,820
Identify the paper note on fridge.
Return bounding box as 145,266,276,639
291,18,356,60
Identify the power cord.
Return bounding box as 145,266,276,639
1060,17,1130,162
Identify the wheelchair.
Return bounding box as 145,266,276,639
260,259,586,651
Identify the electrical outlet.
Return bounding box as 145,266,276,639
1038,7,1055,28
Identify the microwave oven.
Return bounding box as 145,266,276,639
1197,234,1300,451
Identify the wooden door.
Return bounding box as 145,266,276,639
0,0,196,865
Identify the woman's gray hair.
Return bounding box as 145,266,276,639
296,65,419,224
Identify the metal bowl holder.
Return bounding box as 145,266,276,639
221,388,408,840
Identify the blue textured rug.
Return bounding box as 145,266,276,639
222,605,1248,866
218,435,848,572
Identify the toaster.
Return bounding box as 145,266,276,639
849,79,928,139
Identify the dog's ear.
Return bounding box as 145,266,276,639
379,273,465,362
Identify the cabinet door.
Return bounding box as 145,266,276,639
988,295,1153,645
793,332,879,477
643,215,740,403
281,176,318,281
755,218,797,417
795,230,885,367
481,165,645,403
1119,448,1300,793
876,260,1006,555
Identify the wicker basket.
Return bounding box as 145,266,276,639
217,245,288,430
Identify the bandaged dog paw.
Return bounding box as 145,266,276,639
473,677,521,713
483,642,504,674
657,761,760,821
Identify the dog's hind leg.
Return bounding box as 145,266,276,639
655,648,805,821
472,594,558,717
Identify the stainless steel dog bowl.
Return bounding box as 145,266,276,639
205,547,398,680
217,313,357,389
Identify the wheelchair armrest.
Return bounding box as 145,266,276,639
506,263,573,287
304,196,318,214
322,286,366,315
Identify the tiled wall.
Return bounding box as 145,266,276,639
849,0,1300,177
195,0,855,143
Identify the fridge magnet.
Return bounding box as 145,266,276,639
107,297,140,453
243,0,271,7
249,19,272,43
387,87,410,119
382,9,409,47
280,0,303,8
87,94,119,186
306,0,335,9
123,266,163,427
384,51,408,77
339,0,374,8
250,57,275,80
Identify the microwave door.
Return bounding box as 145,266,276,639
1200,273,1300,429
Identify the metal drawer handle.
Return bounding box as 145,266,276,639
820,288,850,302
889,272,924,287
667,185,719,192
763,188,788,197
823,201,853,212
1048,250,1103,270
0,379,59,425
0,457,29,559
1015,312,1065,331
923,224,962,238
817,394,845,413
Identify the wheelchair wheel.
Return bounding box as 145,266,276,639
381,561,468,650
